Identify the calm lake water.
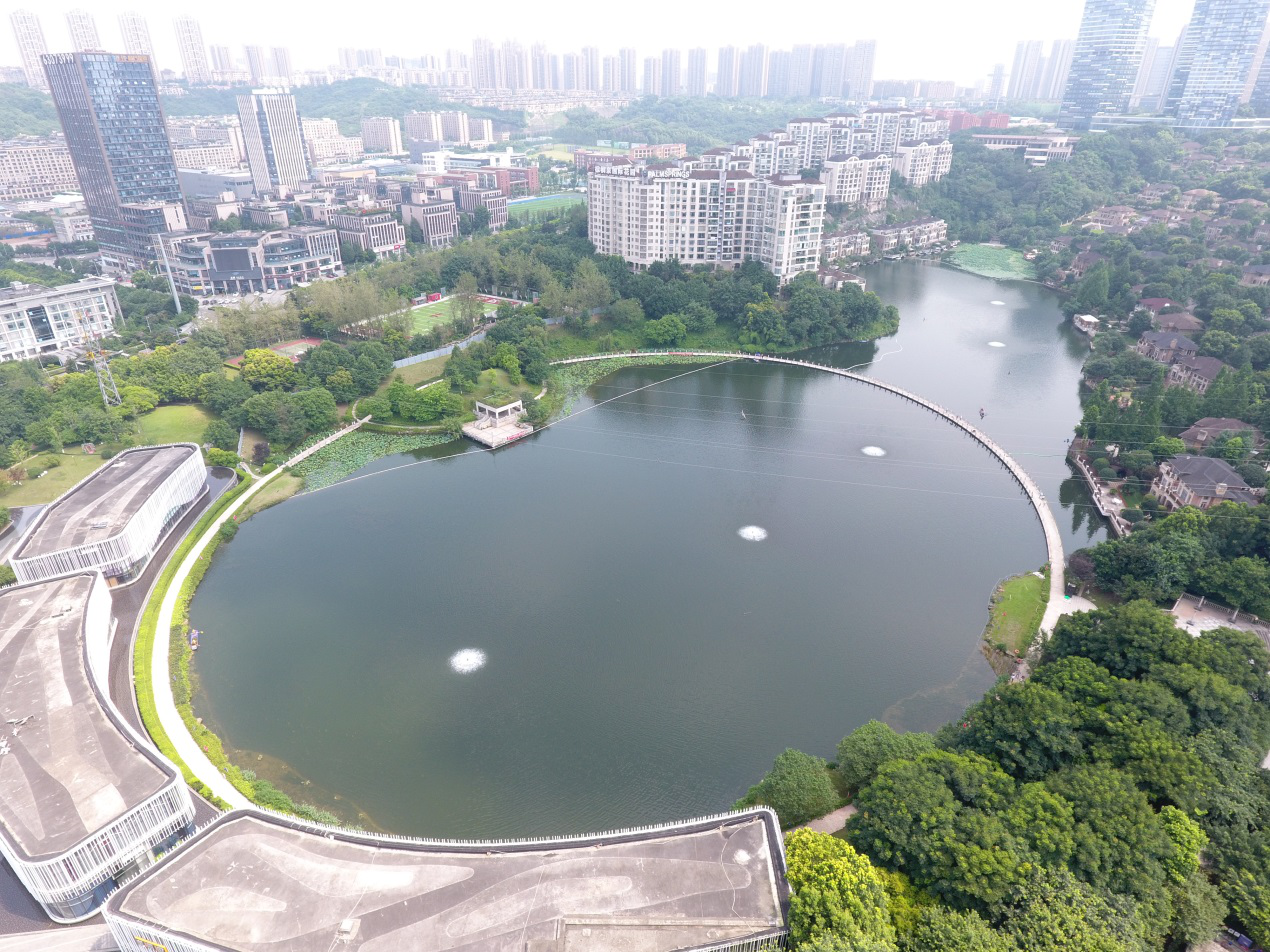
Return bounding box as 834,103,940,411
190,261,1105,838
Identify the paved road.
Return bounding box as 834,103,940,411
796,805,858,835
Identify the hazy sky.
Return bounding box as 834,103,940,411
5,0,1199,87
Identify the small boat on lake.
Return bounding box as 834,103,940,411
190,629,200,651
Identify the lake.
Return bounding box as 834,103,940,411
189,261,1105,838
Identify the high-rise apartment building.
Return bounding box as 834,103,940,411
619,47,638,93
404,111,444,142
843,41,876,99
1008,41,1045,99
245,46,267,84
361,117,403,153
65,10,99,51
788,45,814,99
271,48,292,85
686,48,708,97
602,55,619,92
42,51,187,272
661,49,682,97
238,89,311,194
768,51,792,98
716,46,740,96
1165,0,1270,124
1059,0,1155,129
10,10,49,92
812,44,847,98
582,46,601,92
738,44,768,97
588,163,825,283
471,38,497,90
174,16,212,85
1038,40,1075,100
118,13,154,62
643,57,661,96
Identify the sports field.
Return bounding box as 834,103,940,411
409,297,460,334
508,193,585,222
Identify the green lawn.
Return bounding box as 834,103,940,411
409,298,460,334
377,355,449,395
983,569,1049,655
0,452,106,506
138,404,215,445
469,368,536,408
508,193,585,222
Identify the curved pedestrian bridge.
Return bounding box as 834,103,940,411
553,351,1067,635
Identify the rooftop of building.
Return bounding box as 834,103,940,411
0,574,176,861
13,445,199,560
1172,355,1229,380
0,276,114,305
1139,330,1196,348
1162,455,1258,503
1178,418,1262,441
108,809,787,952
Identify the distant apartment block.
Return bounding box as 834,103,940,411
821,229,871,260
403,111,494,146
238,89,311,194
360,116,403,154
52,214,93,243
893,139,953,186
0,136,79,201
401,200,459,247
457,187,509,231
869,217,948,251
330,211,406,259
171,144,241,170
0,276,118,363
301,118,364,165
162,226,342,295
628,143,688,160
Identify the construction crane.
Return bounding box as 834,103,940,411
74,306,122,408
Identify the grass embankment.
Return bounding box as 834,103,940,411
0,452,105,506
137,404,214,444
375,354,448,394
944,244,1038,281
134,470,255,808
983,568,1050,660
135,467,345,823
540,353,730,421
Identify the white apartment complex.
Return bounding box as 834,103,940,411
893,139,953,186
588,164,825,283
0,137,79,201
330,211,406,259
170,144,241,170
0,277,118,363
821,153,892,208
302,118,364,165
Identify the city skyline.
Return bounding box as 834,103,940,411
2,0,1200,87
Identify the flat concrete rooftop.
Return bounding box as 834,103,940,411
109,809,787,952
14,445,198,559
0,575,174,860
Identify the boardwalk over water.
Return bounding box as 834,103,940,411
554,351,1068,636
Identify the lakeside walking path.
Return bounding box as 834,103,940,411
149,419,367,808
554,352,1067,635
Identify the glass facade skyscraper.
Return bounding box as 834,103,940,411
42,52,187,272
1165,0,1270,125
1059,0,1156,129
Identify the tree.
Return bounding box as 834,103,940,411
644,314,687,346
736,748,838,828
608,297,645,330
900,907,1014,952
1169,870,1227,949
206,448,239,467
1046,602,1189,679
836,721,934,795
202,420,238,451
784,829,897,950
239,349,297,391
997,868,1144,952
251,441,270,465
325,368,360,404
